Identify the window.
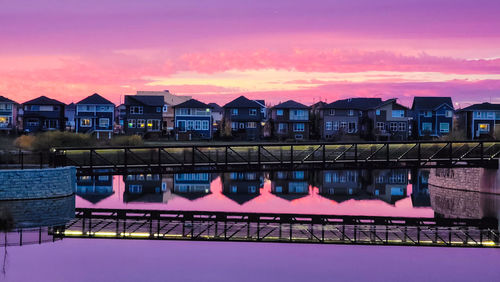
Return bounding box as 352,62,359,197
392,110,404,118
329,109,335,116
445,110,453,118
98,175,109,181
325,122,332,131
275,186,283,193
137,119,145,128
248,186,257,193
295,134,303,139
195,120,201,130
177,120,186,132
147,119,161,131
348,110,354,116
376,109,380,116
230,172,238,179
26,118,39,127
177,108,190,115
293,171,304,179
478,123,490,132
202,120,209,130
231,109,238,115
293,123,305,132
99,118,109,128
187,120,194,130
163,105,168,112
333,122,339,131
129,185,142,193
278,123,287,132
231,122,238,130
277,109,283,116
130,106,143,114
231,186,238,193
0,116,8,127
44,120,58,129
249,108,257,115
423,111,432,117
390,122,398,131
376,122,385,131
239,122,245,129
247,122,257,128
340,122,347,130
440,123,449,133
422,122,432,132
80,118,92,127
348,122,356,133
398,122,407,131
156,107,162,113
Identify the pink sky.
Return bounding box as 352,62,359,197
1,0,499,107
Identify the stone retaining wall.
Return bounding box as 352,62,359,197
0,167,76,200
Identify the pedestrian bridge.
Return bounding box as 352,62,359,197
49,208,500,248
53,141,500,174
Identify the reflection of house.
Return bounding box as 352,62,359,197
76,174,114,204
22,96,66,133
123,174,168,203
269,171,310,201
366,169,408,204
173,172,212,200
410,169,431,207
220,172,264,204
316,170,364,202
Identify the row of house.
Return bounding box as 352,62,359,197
0,92,499,140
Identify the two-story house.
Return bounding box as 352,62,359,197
319,98,382,140
222,96,266,141
411,97,454,138
270,100,310,140
76,172,114,204
174,99,212,140
124,95,164,136
457,102,500,139
123,173,168,203
367,99,411,140
0,96,18,134
75,93,115,139
22,96,66,133
366,169,408,205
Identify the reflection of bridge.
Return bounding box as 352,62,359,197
50,208,500,248
53,141,500,174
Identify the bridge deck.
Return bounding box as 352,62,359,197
51,208,500,248
53,141,500,173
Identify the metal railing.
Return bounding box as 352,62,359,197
50,208,500,248
51,141,500,174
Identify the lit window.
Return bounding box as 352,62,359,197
128,119,136,128
80,118,92,127
478,123,490,132
137,119,145,128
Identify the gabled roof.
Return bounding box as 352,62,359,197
174,98,210,109
460,102,500,111
208,103,223,112
0,96,17,104
273,100,310,109
372,98,409,110
23,96,64,105
66,103,76,110
323,98,383,110
125,95,164,106
77,93,114,105
411,97,454,110
223,96,265,108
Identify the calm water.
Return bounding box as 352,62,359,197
2,167,500,282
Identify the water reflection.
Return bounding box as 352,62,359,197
173,173,214,200
221,172,265,204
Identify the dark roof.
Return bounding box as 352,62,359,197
460,102,500,111
23,96,64,105
411,97,454,110
273,100,310,109
208,103,223,112
173,191,212,201
272,192,309,201
323,98,383,110
77,93,114,105
77,191,114,204
222,193,260,205
0,96,17,104
372,98,409,110
125,95,164,106
174,98,210,109
223,96,264,108
66,103,76,110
